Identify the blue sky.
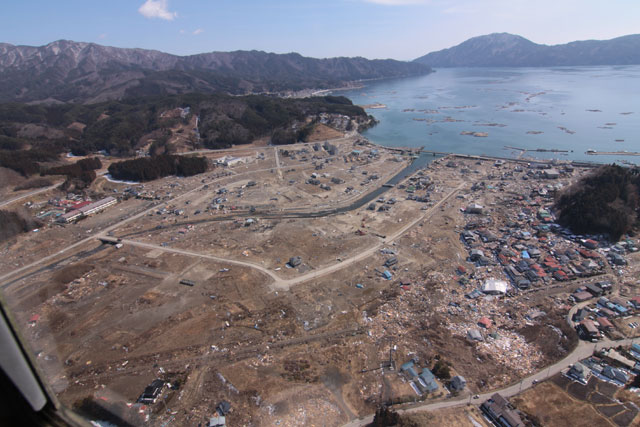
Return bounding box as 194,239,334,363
1,0,639,60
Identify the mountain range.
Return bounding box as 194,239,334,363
414,33,640,67
0,40,431,104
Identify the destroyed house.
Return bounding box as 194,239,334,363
461,230,476,243
384,257,398,267
209,416,226,427
478,229,498,242
450,375,466,391
466,203,484,214
138,379,164,404
216,400,231,416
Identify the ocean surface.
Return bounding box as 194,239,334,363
340,66,640,165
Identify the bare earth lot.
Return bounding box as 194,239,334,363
1,133,639,426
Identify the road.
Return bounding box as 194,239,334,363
0,183,61,208
273,182,465,290
113,182,464,291
118,238,281,282
0,160,325,286
343,336,638,427
274,146,283,180
0,154,412,289
0,183,206,285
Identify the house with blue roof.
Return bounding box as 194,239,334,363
400,360,415,371
418,369,439,393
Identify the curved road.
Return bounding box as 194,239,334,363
343,336,637,426
0,182,62,208
117,182,464,291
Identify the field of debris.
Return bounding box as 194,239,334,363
3,130,640,426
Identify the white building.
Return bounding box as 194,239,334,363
482,279,508,295
58,197,117,223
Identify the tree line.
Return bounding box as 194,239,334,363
0,93,368,177
554,164,640,240
41,157,102,191
0,210,41,242
107,155,208,182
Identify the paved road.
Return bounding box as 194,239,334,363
343,336,638,426
0,183,61,208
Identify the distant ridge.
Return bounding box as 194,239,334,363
414,33,640,67
0,40,431,104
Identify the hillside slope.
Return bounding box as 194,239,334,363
414,33,640,67
0,41,431,103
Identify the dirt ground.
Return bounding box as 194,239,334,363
2,137,633,426
512,381,611,426
512,375,640,427
306,123,345,142
400,406,490,427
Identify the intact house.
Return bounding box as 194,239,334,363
480,393,525,427
400,360,439,395
578,319,600,341
567,362,590,384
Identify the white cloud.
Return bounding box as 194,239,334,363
193,28,204,35
138,0,176,20
179,29,186,34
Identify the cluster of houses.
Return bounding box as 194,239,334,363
458,180,638,295
573,285,640,341
568,344,640,388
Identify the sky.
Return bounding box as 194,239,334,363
1,0,639,60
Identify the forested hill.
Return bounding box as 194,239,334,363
554,164,640,241
0,93,371,176
0,40,431,104
414,33,640,67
